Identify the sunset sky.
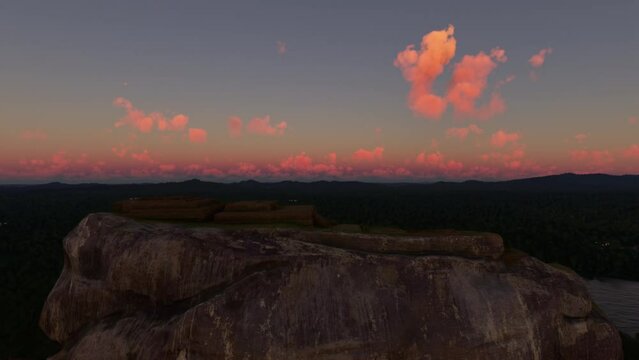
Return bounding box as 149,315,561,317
1,1,638,183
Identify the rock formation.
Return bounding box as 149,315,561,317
40,213,622,359
113,197,329,226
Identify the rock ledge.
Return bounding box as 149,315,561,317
40,213,622,359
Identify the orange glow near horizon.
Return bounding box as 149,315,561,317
1,23,638,183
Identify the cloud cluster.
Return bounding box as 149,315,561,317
113,97,189,133
394,25,509,120
394,25,456,119
227,115,287,137
446,124,483,140
112,97,207,147
352,147,384,161
416,151,464,172
273,152,341,176
490,130,521,148
447,49,507,119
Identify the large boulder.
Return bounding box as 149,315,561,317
40,213,622,359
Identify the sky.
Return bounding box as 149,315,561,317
1,0,638,183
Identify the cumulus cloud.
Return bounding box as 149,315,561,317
5,151,112,179
394,25,456,119
19,129,48,141
481,147,526,170
111,145,128,158
327,152,337,164
446,50,507,119
157,114,189,131
415,151,464,172
188,128,208,143
276,40,287,55
490,130,521,147
395,25,508,120
490,47,508,63
446,124,483,140
275,152,341,176
352,147,384,161
113,97,189,133
227,162,262,177
131,150,153,163
246,115,287,136
528,48,553,81
227,115,286,137
529,48,553,68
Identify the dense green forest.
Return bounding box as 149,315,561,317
1,175,639,358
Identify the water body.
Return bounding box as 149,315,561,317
586,278,639,336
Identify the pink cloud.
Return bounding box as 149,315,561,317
416,151,443,166
246,115,287,136
415,151,464,172
528,48,553,81
188,128,207,143
481,147,526,169
111,146,128,158
19,129,48,141
352,147,384,161
131,150,153,163
51,151,70,169
395,25,509,120
570,149,614,166
446,124,483,140
227,162,262,177
623,145,639,159
628,116,637,125
228,116,243,138
394,25,456,119
490,130,521,147
5,151,113,179
574,133,588,143
529,48,553,68
276,152,342,176
157,114,189,132
276,40,287,55
490,47,508,63
113,97,189,133
446,50,507,119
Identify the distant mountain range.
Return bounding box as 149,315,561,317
3,173,639,193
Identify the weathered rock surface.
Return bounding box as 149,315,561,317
40,213,622,359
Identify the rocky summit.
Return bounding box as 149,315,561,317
40,213,622,359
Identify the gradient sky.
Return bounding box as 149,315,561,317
1,0,638,183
